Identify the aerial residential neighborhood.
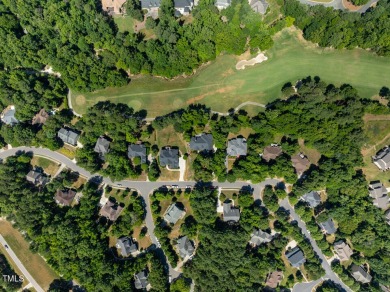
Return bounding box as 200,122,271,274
0,0,390,290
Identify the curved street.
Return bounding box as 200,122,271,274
0,147,351,289
297,0,378,12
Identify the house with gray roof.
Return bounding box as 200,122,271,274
215,0,231,9
249,0,268,14
385,209,390,225
227,138,247,157
141,0,193,17
223,202,240,222
189,134,213,152
116,237,138,257
26,170,48,186
301,191,321,208
134,270,149,290
369,181,389,210
176,236,195,258
249,229,273,246
128,144,147,164
94,136,110,158
1,106,18,126
372,147,390,171
57,128,79,146
164,203,185,224
319,218,337,235
285,247,306,267
334,240,353,262
351,265,372,284
160,147,180,169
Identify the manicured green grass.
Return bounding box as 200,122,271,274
71,27,390,118
113,15,135,33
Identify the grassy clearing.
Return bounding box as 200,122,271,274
113,15,135,33
71,27,390,117
298,139,322,165
159,168,180,181
57,146,76,159
154,125,188,154
31,156,60,176
133,225,152,250
0,220,58,290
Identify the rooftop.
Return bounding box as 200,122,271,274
189,134,213,152
249,229,273,246
134,270,149,289
55,189,76,206
99,200,123,222
285,247,306,267
223,202,240,222
32,109,49,126
249,0,268,15
164,203,185,224
1,106,18,126
227,138,247,156
160,148,180,169
176,236,195,258
291,153,310,175
319,218,337,235
116,237,138,257
263,145,282,162
351,265,372,284
94,136,110,157
372,147,390,171
265,271,283,289
333,240,353,261
301,191,321,208
128,143,147,164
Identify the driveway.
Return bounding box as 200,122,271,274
297,0,378,12
0,235,45,292
293,278,323,292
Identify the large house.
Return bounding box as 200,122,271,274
249,0,268,14
141,0,194,17
54,189,77,206
249,229,273,246
372,147,390,171
128,144,147,164
99,200,123,222
116,237,138,257
319,218,337,235
351,265,372,284
94,136,110,158
32,109,49,126
189,134,213,152
176,236,195,258
285,247,306,268
301,191,321,208
134,270,149,290
223,202,240,222
26,170,48,186
58,128,79,146
227,138,247,157
262,144,282,162
333,240,353,262
1,106,18,126
368,181,389,210
159,147,180,169
101,0,127,15
164,203,185,224
291,153,310,176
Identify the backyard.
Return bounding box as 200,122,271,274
71,27,390,117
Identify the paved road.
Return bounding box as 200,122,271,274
0,235,45,292
292,277,323,292
298,0,378,12
280,199,352,292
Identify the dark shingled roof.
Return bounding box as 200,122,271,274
285,247,306,267
301,191,321,208
116,237,138,257
223,202,240,222
58,128,79,146
164,203,185,224
128,144,147,164
176,236,195,258
134,270,149,289
319,218,337,235
227,138,247,156
189,134,213,152
94,136,110,157
160,148,179,169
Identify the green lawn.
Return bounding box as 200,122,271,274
113,15,135,33
71,27,390,118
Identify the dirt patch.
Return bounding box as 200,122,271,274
363,114,390,122
342,0,362,11
222,68,235,77
75,95,86,106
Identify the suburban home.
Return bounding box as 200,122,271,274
1,106,18,126
227,138,247,157
301,191,321,208
291,153,310,176
54,189,77,206
249,229,273,246
372,147,390,171
101,0,126,15
164,203,185,224
285,247,306,267
32,109,49,126
262,144,282,162
116,237,138,257
351,265,372,284
26,170,48,186
319,218,337,235
99,200,124,222
249,0,268,14
223,202,240,222
174,0,194,16
134,270,149,290
215,0,231,9
265,271,283,289
128,143,147,164
141,0,193,17
385,209,390,225
189,134,213,152
333,240,353,262
159,147,180,169
94,136,110,158
57,128,79,146
368,181,389,210
176,236,195,258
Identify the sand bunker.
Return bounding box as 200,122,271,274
236,53,268,70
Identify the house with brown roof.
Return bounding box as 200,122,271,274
54,189,77,206
265,271,283,289
101,0,126,15
32,109,49,126
262,144,282,162
351,265,372,284
333,240,353,262
99,200,123,222
291,153,310,176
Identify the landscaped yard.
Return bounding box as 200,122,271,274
57,145,76,159
71,27,390,117
0,220,58,290
30,156,60,176
113,15,136,33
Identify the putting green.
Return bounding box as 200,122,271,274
71,27,390,117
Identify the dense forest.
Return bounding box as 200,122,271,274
0,0,273,92
283,0,390,55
